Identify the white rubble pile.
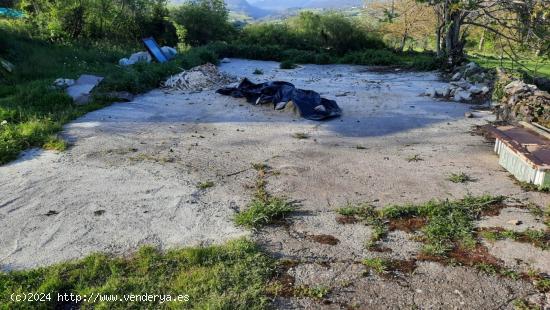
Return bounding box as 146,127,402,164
422,62,492,103
162,63,236,92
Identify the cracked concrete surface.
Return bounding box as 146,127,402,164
1,59,549,308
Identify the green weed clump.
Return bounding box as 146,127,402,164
341,196,504,256
447,172,475,183
235,164,295,229
0,239,273,309
235,196,295,229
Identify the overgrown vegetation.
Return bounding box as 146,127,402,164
338,196,505,255
447,172,475,183
234,164,295,229
0,239,274,309
0,24,217,164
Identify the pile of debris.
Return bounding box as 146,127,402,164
162,63,236,92
119,46,177,67
423,62,492,102
496,80,550,127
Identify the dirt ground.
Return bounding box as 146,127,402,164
1,59,549,308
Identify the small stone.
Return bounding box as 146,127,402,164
425,88,437,97
221,58,231,63
451,72,462,81
507,219,522,226
465,112,474,118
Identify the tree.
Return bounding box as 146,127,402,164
416,0,550,66
171,0,234,46
368,0,436,51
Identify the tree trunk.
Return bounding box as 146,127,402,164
400,30,408,52
478,29,485,51
445,12,464,65
435,25,442,56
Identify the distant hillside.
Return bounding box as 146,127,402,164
169,0,271,19
248,0,364,10
226,0,271,18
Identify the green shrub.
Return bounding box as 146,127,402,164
0,239,274,309
171,0,235,46
280,60,297,69
235,197,295,229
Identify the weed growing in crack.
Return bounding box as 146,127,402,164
513,299,540,310
480,228,549,250
294,285,330,299
362,258,388,274
342,196,505,256
197,181,215,190
292,132,309,140
447,172,475,183
337,204,387,248
235,164,295,229
253,68,264,75
406,154,423,162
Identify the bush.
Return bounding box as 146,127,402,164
171,0,235,46
19,0,177,44
237,11,385,55
280,60,297,69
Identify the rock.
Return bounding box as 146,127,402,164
435,87,450,97
451,72,462,81
481,86,490,95
469,85,484,95
450,79,471,90
507,219,522,226
465,62,478,70
160,46,177,59
53,78,75,89
221,58,231,63
465,112,474,118
425,88,437,97
504,81,537,96
453,90,472,102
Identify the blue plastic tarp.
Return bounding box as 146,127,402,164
0,8,24,18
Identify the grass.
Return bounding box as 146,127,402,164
234,164,295,229
515,180,550,193
0,239,274,309
252,68,263,75
197,181,215,190
208,42,441,71
341,196,504,256
292,132,309,140
362,258,389,274
469,53,550,79
0,24,217,165
480,228,549,250
337,203,387,249
293,285,330,299
447,172,475,183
